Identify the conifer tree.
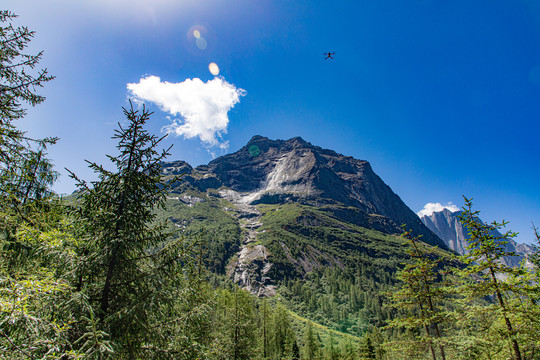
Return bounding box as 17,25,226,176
369,327,386,360
0,9,56,204
456,197,523,360
325,332,340,360
529,223,540,270
340,337,357,360
158,240,216,359
302,321,322,360
0,10,53,123
385,229,448,360
261,298,271,359
69,102,182,357
519,223,540,357
359,334,375,359
0,10,57,238
270,305,298,360
212,286,258,360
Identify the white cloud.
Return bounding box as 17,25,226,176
127,75,246,149
417,202,460,217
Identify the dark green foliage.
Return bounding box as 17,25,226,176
155,199,413,340
359,334,376,359
453,197,524,360
5,13,540,356
302,321,322,360
212,287,259,359
68,103,184,357
384,197,540,359
528,223,540,270
155,194,242,274
269,305,299,359
256,204,407,333
0,10,57,237
261,299,271,359
0,12,76,359
385,228,448,360
0,10,53,122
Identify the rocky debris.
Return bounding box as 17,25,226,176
420,208,534,267
169,216,192,228
166,194,205,207
228,244,276,297
179,194,205,207
221,189,275,297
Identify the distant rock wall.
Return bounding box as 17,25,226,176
420,208,533,267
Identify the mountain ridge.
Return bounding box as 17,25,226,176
162,135,446,249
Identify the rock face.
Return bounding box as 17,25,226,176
420,209,470,255
420,208,533,267
162,160,193,175
170,135,445,248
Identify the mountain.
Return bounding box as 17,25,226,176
163,135,445,248
157,135,451,333
420,208,533,267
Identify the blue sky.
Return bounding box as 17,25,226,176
5,0,540,243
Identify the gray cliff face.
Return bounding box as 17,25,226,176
164,135,445,248
421,209,469,254
420,209,533,267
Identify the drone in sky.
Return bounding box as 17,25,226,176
324,52,335,59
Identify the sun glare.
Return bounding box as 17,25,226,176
187,25,213,52
196,37,207,50
209,62,220,75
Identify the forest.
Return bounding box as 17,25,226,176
2,10,540,359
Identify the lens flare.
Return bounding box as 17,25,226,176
249,145,261,157
196,37,207,50
209,62,220,75
186,25,215,55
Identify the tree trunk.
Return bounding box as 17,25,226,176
489,266,522,360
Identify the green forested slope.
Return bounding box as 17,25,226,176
156,191,419,336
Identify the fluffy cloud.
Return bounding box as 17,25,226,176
417,202,460,217
127,76,246,148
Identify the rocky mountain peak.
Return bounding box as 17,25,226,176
163,136,446,248
247,135,268,143
161,160,193,176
